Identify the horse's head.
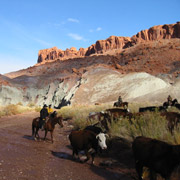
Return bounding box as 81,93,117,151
57,116,64,128
173,99,178,105
51,111,57,118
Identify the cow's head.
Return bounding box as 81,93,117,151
96,133,108,150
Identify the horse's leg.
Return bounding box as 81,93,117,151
50,131,54,143
34,127,37,141
44,130,48,141
34,127,40,141
36,128,40,138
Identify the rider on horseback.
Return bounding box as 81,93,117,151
40,104,49,131
167,95,172,106
47,104,53,115
118,96,123,106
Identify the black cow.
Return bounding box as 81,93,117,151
175,103,180,110
132,136,180,180
84,125,103,134
69,130,107,165
139,106,167,113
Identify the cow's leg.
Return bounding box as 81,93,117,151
72,149,79,161
83,150,90,163
135,161,143,180
149,170,157,180
91,152,96,165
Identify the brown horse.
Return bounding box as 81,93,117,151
32,112,63,143
113,101,128,109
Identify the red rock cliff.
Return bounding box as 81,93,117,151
37,22,180,63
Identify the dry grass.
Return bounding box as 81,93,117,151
57,103,180,145
0,104,36,117
109,112,180,144
58,103,112,130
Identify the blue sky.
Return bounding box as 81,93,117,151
0,0,180,74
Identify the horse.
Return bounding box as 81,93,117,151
113,101,128,109
163,98,178,108
32,111,63,143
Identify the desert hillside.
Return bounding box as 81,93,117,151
1,22,180,107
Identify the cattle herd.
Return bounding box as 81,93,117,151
32,98,180,179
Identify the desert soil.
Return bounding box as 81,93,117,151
0,112,137,180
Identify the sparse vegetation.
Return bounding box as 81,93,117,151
58,103,112,130
58,103,180,145
109,112,180,145
0,104,37,118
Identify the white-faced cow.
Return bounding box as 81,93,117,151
69,130,108,165
132,136,180,180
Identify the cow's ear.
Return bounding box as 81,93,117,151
105,134,109,138
96,135,99,139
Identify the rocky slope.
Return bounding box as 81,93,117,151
1,22,180,107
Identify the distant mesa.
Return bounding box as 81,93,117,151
37,22,180,64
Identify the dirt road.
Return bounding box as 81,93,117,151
0,112,135,180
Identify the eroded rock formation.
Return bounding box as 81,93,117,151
37,22,180,63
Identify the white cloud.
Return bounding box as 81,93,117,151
67,18,80,23
68,33,87,41
32,38,52,47
89,27,102,33
96,27,102,31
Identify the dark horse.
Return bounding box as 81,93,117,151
32,111,63,143
163,98,178,108
113,101,128,109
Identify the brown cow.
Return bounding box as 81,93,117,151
105,108,133,124
160,112,180,134
69,130,108,165
132,136,180,180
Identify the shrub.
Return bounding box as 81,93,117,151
0,104,34,117
109,112,179,145
58,104,112,130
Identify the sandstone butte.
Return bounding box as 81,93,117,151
37,22,180,63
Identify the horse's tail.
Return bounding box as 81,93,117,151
32,118,38,136
32,121,35,137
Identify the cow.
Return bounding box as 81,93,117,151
175,103,180,110
84,125,105,154
139,106,167,113
160,112,180,134
105,108,133,124
84,125,103,134
132,136,180,180
69,130,108,165
86,111,105,124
